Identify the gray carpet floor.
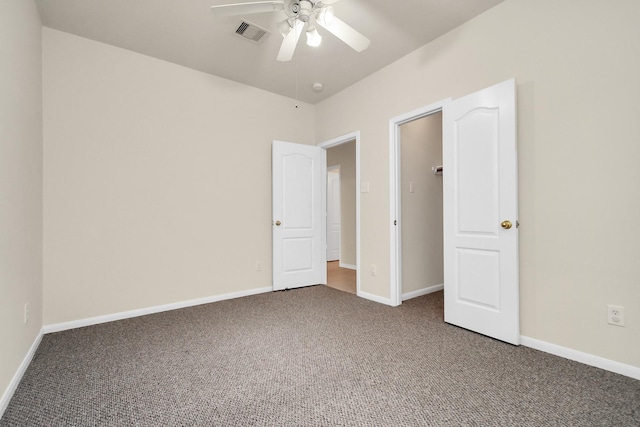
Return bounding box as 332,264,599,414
1,286,639,426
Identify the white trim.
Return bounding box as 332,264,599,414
321,148,328,285
338,262,357,270
0,328,44,418
43,287,272,334
358,291,394,306
521,336,640,380
318,131,361,298
389,99,451,307
402,283,444,301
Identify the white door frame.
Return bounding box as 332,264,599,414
318,131,361,296
389,100,451,306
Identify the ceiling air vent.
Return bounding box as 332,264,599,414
235,21,269,44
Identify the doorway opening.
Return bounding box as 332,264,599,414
319,132,360,296
399,112,444,302
389,99,450,306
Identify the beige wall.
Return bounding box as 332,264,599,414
315,0,640,367
326,141,356,267
0,0,43,406
400,114,443,295
43,29,316,324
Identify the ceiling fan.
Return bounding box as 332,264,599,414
211,0,370,62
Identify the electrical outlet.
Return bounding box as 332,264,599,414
24,303,29,324
370,264,377,276
607,304,625,327
256,262,262,271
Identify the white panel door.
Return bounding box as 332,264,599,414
273,140,327,290
327,167,341,261
443,79,519,345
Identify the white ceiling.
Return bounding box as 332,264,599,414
35,0,505,104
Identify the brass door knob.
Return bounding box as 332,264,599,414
275,220,281,226
501,220,512,229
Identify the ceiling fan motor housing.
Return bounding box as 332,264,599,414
288,0,318,22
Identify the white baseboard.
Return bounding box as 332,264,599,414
43,286,273,334
0,328,44,418
338,262,357,270
402,283,444,301
520,335,640,380
357,290,395,306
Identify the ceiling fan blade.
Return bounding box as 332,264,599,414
317,15,370,52
277,20,305,62
210,1,284,17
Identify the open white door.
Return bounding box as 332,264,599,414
273,140,327,291
327,167,341,261
443,79,519,345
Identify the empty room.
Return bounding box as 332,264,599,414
1,0,639,425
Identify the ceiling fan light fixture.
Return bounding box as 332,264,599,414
306,27,322,47
277,18,293,38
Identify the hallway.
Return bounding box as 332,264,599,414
325,261,356,294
